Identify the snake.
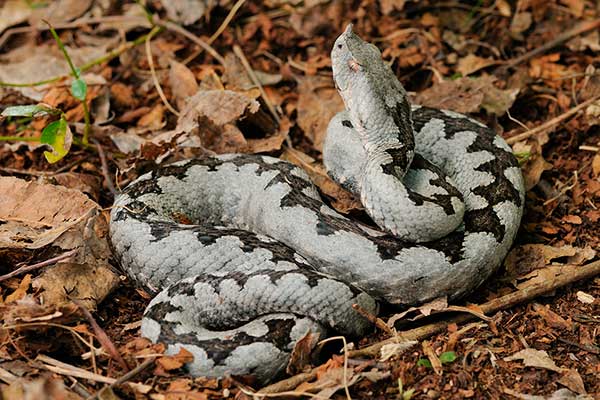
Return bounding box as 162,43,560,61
109,25,524,383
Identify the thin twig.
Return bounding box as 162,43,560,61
0,16,148,48
208,0,247,44
88,357,156,400
0,249,77,283
352,303,394,335
91,138,116,195
233,45,281,124
71,299,130,372
157,19,226,66
506,93,600,144
0,30,157,88
145,26,179,116
500,18,600,71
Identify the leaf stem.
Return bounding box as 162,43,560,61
0,136,40,142
0,29,160,88
44,20,80,78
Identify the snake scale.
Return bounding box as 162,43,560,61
110,25,524,382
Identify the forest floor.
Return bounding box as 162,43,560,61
0,1,598,399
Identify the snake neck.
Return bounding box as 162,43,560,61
362,96,415,180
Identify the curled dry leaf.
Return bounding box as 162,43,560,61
504,244,596,279
0,177,118,310
380,340,418,362
386,296,448,326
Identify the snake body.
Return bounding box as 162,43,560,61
110,26,524,382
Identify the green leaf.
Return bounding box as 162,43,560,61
41,116,72,163
70,78,87,101
1,104,59,118
416,358,432,368
439,351,457,364
403,388,415,400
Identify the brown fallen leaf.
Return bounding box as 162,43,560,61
0,44,106,101
415,76,518,116
456,54,497,76
287,330,321,375
503,348,564,372
296,76,345,151
1,375,82,400
4,274,31,304
0,0,32,35
0,177,117,310
156,347,194,372
532,303,572,330
281,147,362,214
137,104,165,130
169,59,199,111
558,369,587,395
160,0,215,25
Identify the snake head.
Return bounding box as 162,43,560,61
331,25,409,141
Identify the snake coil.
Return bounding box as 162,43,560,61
110,25,524,382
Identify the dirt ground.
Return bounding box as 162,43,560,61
0,1,598,399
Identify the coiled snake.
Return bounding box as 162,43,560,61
110,25,524,382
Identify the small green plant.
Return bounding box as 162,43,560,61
1,104,71,163
0,21,92,163
417,351,457,369
45,20,92,146
397,378,415,400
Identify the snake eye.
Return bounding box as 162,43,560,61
337,44,342,49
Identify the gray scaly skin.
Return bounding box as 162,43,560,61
109,25,525,383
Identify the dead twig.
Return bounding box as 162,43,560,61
144,26,179,116
499,18,600,71
352,303,394,335
71,299,130,372
91,138,116,196
88,357,156,400
233,45,281,124
208,0,247,44
157,19,226,66
261,260,600,392
0,249,77,283
506,93,600,144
